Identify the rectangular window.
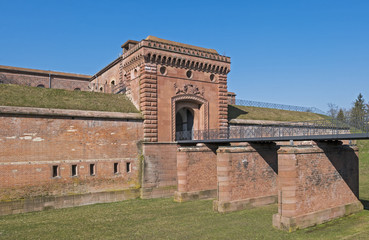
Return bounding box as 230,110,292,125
114,163,119,174
90,164,95,176
126,162,131,173
71,164,78,177
52,165,59,178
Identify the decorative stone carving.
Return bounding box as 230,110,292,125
174,83,204,96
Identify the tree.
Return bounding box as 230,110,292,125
337,108,345,121
350,93,367,121
327,103,338,118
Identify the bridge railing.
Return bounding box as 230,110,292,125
176,115,369,141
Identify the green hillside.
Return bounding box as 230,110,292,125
0,84,139,113
229,104,327,122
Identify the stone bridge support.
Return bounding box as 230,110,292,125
214,143,279,212
174,144,218,202
273,141,363,231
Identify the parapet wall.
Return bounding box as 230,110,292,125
0,106,143,215
0,65,91,91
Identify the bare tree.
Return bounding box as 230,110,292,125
327,103,339,118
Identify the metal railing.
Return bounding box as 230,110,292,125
231,99,327,115
176,115,369,142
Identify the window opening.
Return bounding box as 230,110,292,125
52,165,59,178
90,164,95,176
71,164,77,176
114,163,119,174
126,162,131,173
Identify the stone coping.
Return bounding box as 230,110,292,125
0,106,143,120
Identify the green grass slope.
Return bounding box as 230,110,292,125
0,84,139,113
229,104,327,122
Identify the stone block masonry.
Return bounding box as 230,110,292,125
174,143,217,202
214,143,279,212
273,141,363,231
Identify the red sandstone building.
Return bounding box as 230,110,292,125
0,36,362,231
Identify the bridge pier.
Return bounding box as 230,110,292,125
214,143,279,212
174,144,218,202
273,141,363,231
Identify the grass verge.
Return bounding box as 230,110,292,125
0,84,139,113
229,104,327,121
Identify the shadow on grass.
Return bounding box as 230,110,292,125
228,105,248,120
360,199,369,210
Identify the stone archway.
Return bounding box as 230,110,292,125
171,94,209,141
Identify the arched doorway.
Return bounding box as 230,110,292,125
176,108,194,140
171,95,209,141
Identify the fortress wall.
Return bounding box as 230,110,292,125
0,67,90,91
0,106,143,215
89,59,121,93
174,144,217,202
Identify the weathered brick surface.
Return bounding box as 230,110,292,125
141,142,178,198
273,142,362,231
214,143,278,212
89,60,121,93
175,144,217,201
0,109,143,201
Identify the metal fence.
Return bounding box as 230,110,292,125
231,99,327,115
176,115,369,142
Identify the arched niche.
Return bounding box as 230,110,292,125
171,94,209,141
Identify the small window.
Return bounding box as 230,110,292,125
99,87,103,92
111,80,115,86
37,84,45,88
186,70,193,79
71,165,78,176
90,164,95,176
74,88,81,91
114,163,119,174
210,74,215,82
126,162,131,173
160,66,167,75
52,165,59,178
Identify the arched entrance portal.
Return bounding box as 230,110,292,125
176,108,194,140
171,95,209,141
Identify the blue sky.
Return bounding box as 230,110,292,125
1,0,368,112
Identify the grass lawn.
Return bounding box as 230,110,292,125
229,104,327,121
0,141,369,239
0,84,139,113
